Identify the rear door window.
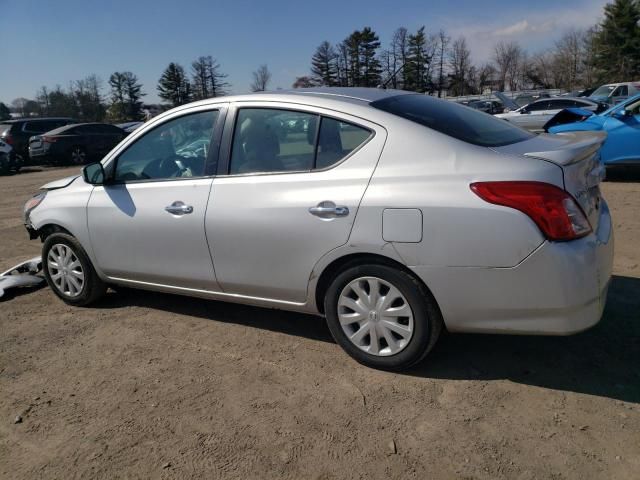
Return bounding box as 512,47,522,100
228,108,373,175
229,108,318,174
372,94,532,147
23,122,50,133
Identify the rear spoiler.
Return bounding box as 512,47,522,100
543,108,595,132
524,130,607,166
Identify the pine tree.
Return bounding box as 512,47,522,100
122,72,145,120
108,72,144,122
311,41,338,86
342,28,381,87
0,102,10,121
404,27,431,92
359,27,382,87
158,63,191,107
593,0,640,82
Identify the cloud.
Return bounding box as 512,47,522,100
493,20,555,36
441,0,608,62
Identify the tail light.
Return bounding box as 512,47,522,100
3,134,13,145
42,136,59,143
470,181,592,241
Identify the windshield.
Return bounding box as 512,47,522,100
371,94,533,147
592,85,616,97
600,93,640,116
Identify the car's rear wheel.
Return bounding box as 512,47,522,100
42,233,106,306
69,146,87,165
324,264,442,371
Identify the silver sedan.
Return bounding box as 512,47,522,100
495,97,602,132
23,88,613,370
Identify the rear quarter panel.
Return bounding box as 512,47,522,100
349,117,565,268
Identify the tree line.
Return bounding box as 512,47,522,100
296,0,640,96
0,56,275,122
1,0,637,121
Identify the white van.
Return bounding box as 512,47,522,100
589,82,640,105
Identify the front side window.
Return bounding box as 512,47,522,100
114,110,218,182
524,102,550,112
614,85,628,96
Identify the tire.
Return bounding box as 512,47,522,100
69,146,87,165
324,264,442,371
42,233,106,306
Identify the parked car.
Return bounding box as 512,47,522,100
495,97,604,133
28,123,126,165
467,100,505,115
116,121,145,135
0,118,75,163
513,92,550,108
0,138,21,174
589,82,640,105
23,88,613,370
547,93,640,167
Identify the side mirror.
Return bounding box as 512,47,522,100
82,162,105,185
612,108,632,120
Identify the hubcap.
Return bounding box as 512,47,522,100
47,244,84,297
71,148,86,165
337,276,414,356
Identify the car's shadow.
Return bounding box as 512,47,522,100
94,275,640,404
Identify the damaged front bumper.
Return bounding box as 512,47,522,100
0,257,44,298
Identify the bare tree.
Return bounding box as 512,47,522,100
494,41,523,91
554,30,583,91
385,27,408,88
449,36,472,96
435,30,450,97
251,64,272,92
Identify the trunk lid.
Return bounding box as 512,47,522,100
492,131,607,231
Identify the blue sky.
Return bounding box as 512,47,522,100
0,0,609,104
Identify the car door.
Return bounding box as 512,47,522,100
205,103,386,303
87,106,225,290
511,102,548,130
601,98,640,163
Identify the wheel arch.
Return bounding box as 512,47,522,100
313,252,442,317
37,223,74,242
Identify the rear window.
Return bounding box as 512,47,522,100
371,94,533,147
0,124,13,135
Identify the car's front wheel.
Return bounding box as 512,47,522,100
42,233,106,306
324,264,442,371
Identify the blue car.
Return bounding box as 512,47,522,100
548,94,640,166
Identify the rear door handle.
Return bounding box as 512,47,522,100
309,201,349,219
165,201,193,215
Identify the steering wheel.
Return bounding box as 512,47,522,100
158,155,189,178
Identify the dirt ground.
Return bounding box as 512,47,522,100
0,166,638,480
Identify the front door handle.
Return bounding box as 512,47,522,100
309,201,349,219
165,201,194,215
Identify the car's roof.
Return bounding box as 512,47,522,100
531,97,595,105
186,87,412,109
45,122,116,135
0,117,74,124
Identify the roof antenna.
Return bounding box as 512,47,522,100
378,62,407,89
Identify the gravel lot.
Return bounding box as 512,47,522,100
1,166,638,479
